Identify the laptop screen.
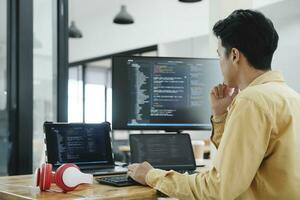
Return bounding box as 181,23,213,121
130,134,196,170
44,123,114,168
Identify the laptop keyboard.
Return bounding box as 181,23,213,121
81,166,128,176
96,175,138,187
84,168,116,173
96,170,197,187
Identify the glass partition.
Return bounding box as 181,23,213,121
0,0,8,176
33,0,57,170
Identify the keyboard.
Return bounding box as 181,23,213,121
96,175,139,187
81,166,128,176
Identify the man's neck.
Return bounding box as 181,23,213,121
238,67,269,90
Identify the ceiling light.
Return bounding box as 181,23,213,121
113,5,134,25
69,21,83,38
179,0,202,2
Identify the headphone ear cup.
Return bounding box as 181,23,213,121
39,163,52,191
55,164,79,192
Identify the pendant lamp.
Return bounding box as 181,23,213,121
69,21,83,38
113,5,134,25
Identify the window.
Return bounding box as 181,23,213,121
68,66,83,122
68,46,157,124
106,88,112,124
85,84,106,122
68,66,111,123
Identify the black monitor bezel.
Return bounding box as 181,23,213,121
112,55,219,131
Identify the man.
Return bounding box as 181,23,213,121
127,9,300,199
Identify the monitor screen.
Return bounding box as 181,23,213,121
130,134,196,170
44,123,114,168
112,56,222,131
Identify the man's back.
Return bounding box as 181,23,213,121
232,71,300,199
143,71,300,200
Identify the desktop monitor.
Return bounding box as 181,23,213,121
112,56,223,131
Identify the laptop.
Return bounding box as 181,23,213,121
97,133,196,187
44,122,127,176
130,133,197,172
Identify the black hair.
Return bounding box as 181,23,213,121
213,9,279,70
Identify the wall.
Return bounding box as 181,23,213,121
158,35,212,58
268,5,300,92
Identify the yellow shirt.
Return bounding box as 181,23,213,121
145,71,300,200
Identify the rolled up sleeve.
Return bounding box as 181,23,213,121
210,112,227,149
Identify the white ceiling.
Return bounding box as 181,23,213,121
69,0,210,62
68,0,298,63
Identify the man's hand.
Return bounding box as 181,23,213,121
210,84,239,116
127,161,153,185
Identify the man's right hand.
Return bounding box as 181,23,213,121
210,84,239,116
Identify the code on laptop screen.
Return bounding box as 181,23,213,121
130,134,195,170
45,124,113,167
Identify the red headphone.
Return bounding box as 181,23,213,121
35,163,93,192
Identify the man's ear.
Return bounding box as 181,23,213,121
231,48,240,64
